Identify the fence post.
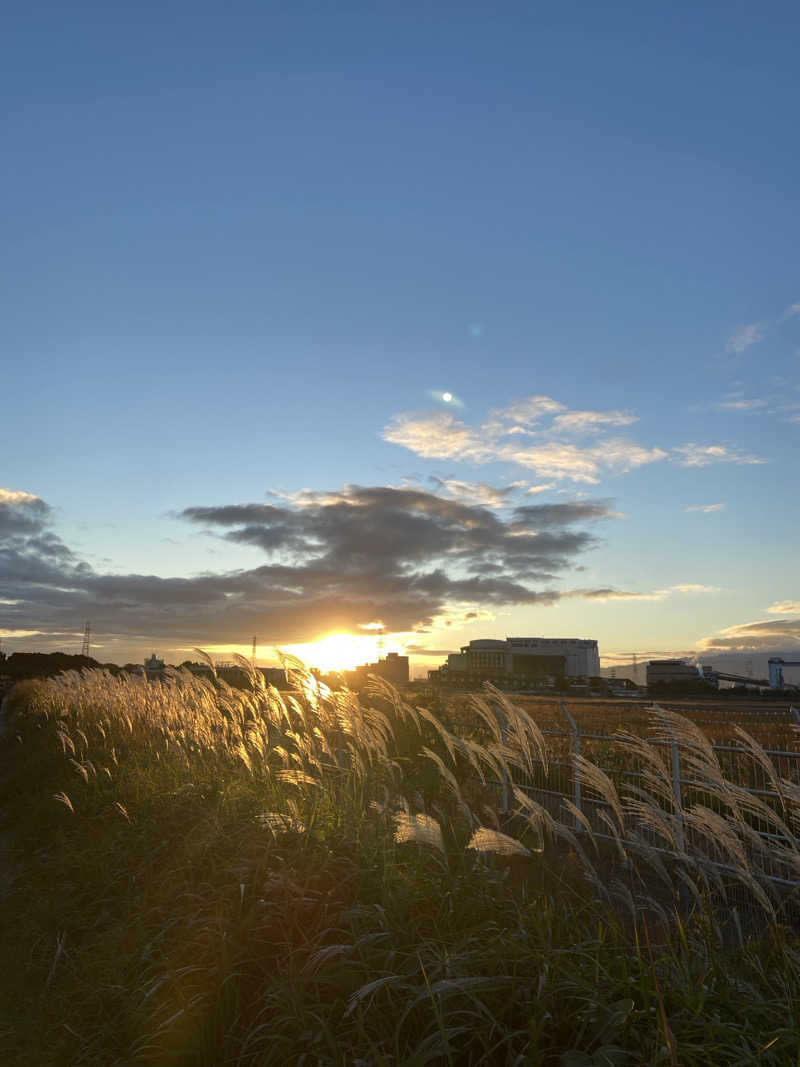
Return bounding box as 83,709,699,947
499,707,510,818
670,737,685,853
560,702,582,831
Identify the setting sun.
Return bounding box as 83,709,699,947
284,632,390,673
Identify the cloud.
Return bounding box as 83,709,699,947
712,397,770,412
684,503,725,513
0,488,57,538
403,644,459,657
502,439,667,482
673,444,765,467
766,601,800,615
725,323,765,354
565,584,717,602
2,485,622,652
671,583,718,594
511,501,624,529
698,617,800,654
551,410,639,433
722,299,800,356
384,396,667,483
383,412,489,462
428,477,523,508
488,395,566,430
0,489,41,506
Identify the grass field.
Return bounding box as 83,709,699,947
1,663,799,1065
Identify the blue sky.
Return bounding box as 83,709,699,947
2,2,799,675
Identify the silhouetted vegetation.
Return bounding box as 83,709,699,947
0,651,102,680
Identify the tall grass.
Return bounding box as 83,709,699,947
1,663,799,1064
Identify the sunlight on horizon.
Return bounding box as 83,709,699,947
284,632,400,673
197,632,411,673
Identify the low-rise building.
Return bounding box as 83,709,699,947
428,637,600,688
346,652,409,689
646,659,700,687
144,653,165,680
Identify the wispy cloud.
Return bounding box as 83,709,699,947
428,477,524,508
725,322,765,354
384,396,667,484
673,443,765,467
385,395,763,483
722,298,800,356
766,600,800,615
713,397,770,412
705,386,800,423
383,412,489,462
567,584,718,602
684,503,725,513
552,410,639,433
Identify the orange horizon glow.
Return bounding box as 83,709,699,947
284,632,400,673
196,633,410,673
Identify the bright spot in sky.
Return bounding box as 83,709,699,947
284,632,392,673
426,388,463,407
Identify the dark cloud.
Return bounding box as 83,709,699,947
510,501,620,530
0,491,52,537
3,484,620,649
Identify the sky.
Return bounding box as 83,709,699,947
2,2,799,678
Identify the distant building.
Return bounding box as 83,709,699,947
428,637,600,688
646,659,700,687
346,652,410,689
259,667,288,688
144,653,165,681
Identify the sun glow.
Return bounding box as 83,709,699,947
284,632,391,673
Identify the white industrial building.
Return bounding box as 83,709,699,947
506,637,601,678
431,637,601,684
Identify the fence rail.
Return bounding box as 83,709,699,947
490,703,800,899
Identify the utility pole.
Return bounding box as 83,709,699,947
80,621,91,659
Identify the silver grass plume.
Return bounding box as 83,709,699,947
467,827,531,857
393,811,445,855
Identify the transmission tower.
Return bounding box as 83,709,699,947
80,621,91,658
251,635,257,668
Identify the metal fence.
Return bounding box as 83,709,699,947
491,703,800,910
